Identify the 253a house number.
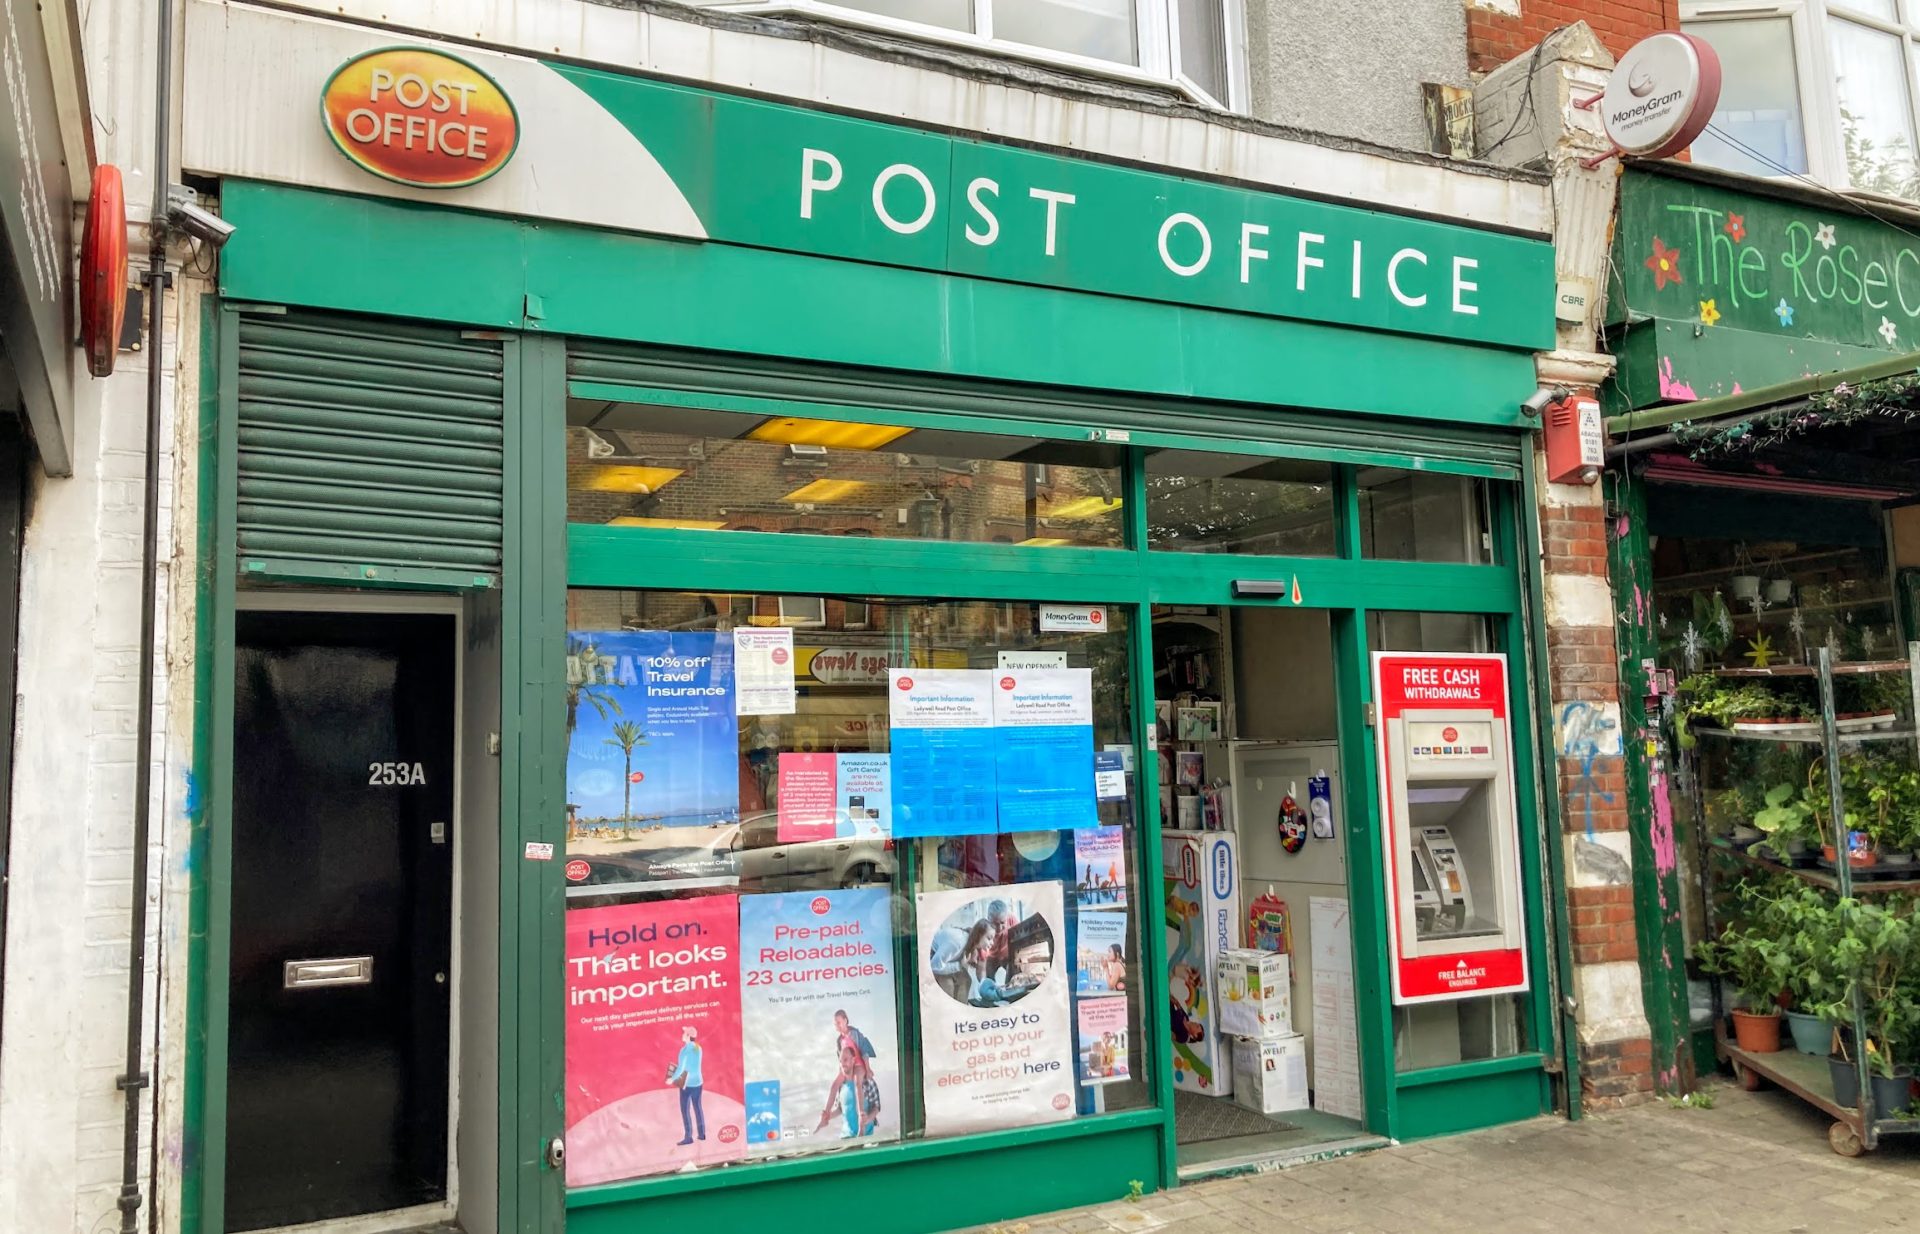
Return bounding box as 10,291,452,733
368,762,428,786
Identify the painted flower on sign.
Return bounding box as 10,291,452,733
1773,298,1795,327
1815,222,1837,251
1880,316,1900,346
1645,238,1684,290
1699,299,1721,327
1724,213,1746,243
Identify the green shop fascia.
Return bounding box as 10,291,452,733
183,24,1568,1234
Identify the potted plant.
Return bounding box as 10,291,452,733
1697,922,1791,1053
1763,884,1849,1055
1752,782,1820,864
1808,895,1920,1112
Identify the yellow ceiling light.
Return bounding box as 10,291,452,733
782,478,873,504
583,465,685,494
1017,536,1075,547
1046,495,1124,520
607,516,727,530
748,417,912,451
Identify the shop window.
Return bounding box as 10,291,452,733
1683,2,1920,198
566,405,1125,549
560,590,1146,1188
1143,450,1337,557
1356,468,1491,565
681,0,1246,111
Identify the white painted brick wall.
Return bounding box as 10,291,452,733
0,265,192,1233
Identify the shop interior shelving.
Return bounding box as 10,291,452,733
1692,644,1920,1157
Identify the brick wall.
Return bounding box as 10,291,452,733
1465,0,1678,74
1535,420,1656,1109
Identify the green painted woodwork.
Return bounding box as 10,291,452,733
1609,319,1886,412
548,65,1554,352
180,295,224,1234
218,182,1543,432
1607,169,1920,411
566,1119,1162,1233
503,334,571,1231
1389,1064,1550,1140
1393,1052,1549,1088
1607,475,1692,1096
192,307,245,1234
232,312,507,584
1605,346,1920,436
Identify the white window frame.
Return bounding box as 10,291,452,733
1683,0,1920,198
696,0,1247,112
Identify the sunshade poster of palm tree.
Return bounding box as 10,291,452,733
605,720,649,837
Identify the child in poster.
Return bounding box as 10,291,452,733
739,888,901,1157
1074,910,1129,995
1076,997,1130,1086
564,630,740,886
564,895,746,1185
917,881,1075,1137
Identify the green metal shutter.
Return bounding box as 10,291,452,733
234,311,505,587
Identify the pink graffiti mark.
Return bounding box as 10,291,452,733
1651,765,1678,891
1633,584,1648,626
1730,382,1743,395
1615,510,1631,539
1658,357,1698,401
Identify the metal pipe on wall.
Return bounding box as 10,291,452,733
118,0,173,1227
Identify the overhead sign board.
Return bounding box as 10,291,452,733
182,0,1554,353
1601,33,1722,160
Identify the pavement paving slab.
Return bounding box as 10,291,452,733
962,1082,1920,1234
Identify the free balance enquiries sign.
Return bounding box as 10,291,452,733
186,1,1552,352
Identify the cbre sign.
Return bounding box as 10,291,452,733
321,47,519,188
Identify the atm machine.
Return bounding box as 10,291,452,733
1371,652,1529,1026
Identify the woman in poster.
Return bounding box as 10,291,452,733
817,1010,881,1138
666,1026,707,1146
1101,943,1127,993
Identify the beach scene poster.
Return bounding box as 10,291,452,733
565,630,742,887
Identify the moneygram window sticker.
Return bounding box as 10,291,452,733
560,591,1145,1186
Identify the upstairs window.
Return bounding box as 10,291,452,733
1685,2,1920,199
687,0,1246,110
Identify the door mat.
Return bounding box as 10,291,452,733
1174,1088,1300,1143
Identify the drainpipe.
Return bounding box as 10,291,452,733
118,0,173,1228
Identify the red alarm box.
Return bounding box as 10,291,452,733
1544,396,1604,485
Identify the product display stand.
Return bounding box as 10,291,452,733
1695,644,1920,1156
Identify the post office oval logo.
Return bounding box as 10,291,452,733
321,47,518,189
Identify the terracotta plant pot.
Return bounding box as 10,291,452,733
1732,1009,1784,1053
1822,844,1878,868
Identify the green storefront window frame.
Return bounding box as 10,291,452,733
560,391,1558,1189
182,307,1566,1234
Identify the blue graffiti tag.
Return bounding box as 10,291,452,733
1558,700,1619,841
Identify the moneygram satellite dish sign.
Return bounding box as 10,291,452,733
1600,33,1722,160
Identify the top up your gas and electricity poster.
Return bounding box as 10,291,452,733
565,630,741,886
